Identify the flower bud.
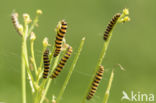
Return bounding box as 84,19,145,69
123,16,130,22
123,8,129,15
43,37,49,47
23,13,32,24
36,9,43,15
30,32,36,41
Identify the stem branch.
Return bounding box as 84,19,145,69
103,70,114,103
57,37,85,103
39,56,60,103
30,40,38,75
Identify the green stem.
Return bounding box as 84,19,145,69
36,46,46,83
24,51,36,93
35,45,56,103
34,92,39,103
81,34,111,103
34,80,46,103
21,20,36,101
23,24,35,93
21,38,26,103
57,37,85,103
30,41,38,75
21,19,29,103
103,70,114,103
28,15,39,35
81,12,123,103
39,56,60,103
49,46,55,63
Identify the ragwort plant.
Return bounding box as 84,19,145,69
11,8,130,103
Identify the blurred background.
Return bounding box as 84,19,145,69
0,0,156,103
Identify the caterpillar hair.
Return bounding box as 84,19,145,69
104,13,121,41
87,65,104,100
51,46,72,79
53,20,67,57
11,12,23,36
43,48,50,79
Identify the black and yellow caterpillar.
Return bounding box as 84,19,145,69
43,48,50,79
51,46,72,79
87,65,104,100
104,13,121,41
53,20,67,57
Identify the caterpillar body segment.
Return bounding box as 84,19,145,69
43,48,50,79
51,46,72,79
87,65,104,100
104,13,121,41
54,20,67,57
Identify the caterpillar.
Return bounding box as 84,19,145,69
51,46,72,79
53,20,67,57
104,13,121,41
43,48,50,79
87,65,104,100
11,12,23,36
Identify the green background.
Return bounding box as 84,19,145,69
0,0,155,103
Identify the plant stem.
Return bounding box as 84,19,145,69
34,92,39,103
49,46,55,61
36,46,46,83
103,70,114,103
81,12,123,102
21,18,29,103
23,23,35,93
34,80,46,103
21,18,36,103
57,37,85,103
28,15,39,35
21,38,26,103
35,45,56,103
24,48,36,93
81,34,112,103
40,56,60,103
31,40,38,75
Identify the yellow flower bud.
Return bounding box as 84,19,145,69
23,13,29,19
23,13,32,24
118,16,130,23
123,8,129,15
36,9,43,15
43,37,49,47
124,16,130,22
30,32,36,41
